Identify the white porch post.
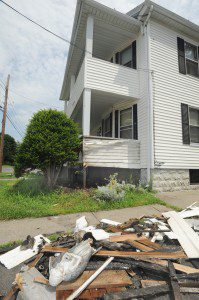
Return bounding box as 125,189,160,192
85,15,94,57
82,88,91,136
82,15,93,136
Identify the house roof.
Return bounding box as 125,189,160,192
128,0,199,42
60,0,199,101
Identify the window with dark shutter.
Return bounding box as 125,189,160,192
133,104,138,140
103,113,112,137
177,37,186,74
181,103,190,144
132,41,137,69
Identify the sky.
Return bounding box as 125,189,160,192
0,0,198,141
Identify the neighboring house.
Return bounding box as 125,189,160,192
60,0,199,192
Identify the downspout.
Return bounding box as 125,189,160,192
144,5,154,184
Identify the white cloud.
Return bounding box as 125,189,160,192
0,0,198,141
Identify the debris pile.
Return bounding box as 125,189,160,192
1,204,199,299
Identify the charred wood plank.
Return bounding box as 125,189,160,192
168,261,182,300
102,284,170,299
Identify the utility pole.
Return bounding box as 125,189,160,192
0,74,10,173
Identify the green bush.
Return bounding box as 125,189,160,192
14,109,81,187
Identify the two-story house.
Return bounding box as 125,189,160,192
60,0,199,192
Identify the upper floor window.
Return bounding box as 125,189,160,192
177,37,199,78
120,46,132,68
120,108,132,138
115,41,137,70
185,42,199,77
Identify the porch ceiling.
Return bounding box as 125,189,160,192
60,0,141,101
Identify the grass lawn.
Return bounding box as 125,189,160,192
0,179,178,220
0,172,15,179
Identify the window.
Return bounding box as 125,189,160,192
120,108,132,139
185,42,199,77
115,41,136,69
102,114,112,137
120,46,132,68
177,38,199,77
189,169,199,185
189,107,199,143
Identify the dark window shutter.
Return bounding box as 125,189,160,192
132,41,137,69
177,37,186,74
133,104,138,140
115,52,120,64
110,112,112,137
101,119,104,137
115,110,119,138
181,103,190,144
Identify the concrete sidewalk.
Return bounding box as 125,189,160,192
0,204,171,244
157,190,199,209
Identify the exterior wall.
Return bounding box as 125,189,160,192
83,137,140,169
153,169,199,192
85,57,140,98
150,20,199,170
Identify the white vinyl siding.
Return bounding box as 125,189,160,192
85,57,140,99
150,20,199,169
83,137,140,168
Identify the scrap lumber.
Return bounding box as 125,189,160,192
34,276,49,285
137,238,162,250
66,257,114,300
41,245,68,253
168,261,182,300
142,258,199,274
57,270,132,291
3,284,19,300
126,240,154,252
108,234,144,243
141,279,166,287
28,253,43,269
103,284,170,299
163,211,199,258
95,250,187,259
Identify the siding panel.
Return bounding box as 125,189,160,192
150,20,199,169
85,57,140,99
83,137,140,168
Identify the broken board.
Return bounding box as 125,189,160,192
56,270,132,300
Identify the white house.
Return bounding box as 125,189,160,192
60,0,199,192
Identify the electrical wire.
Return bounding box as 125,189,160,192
0,0,90,54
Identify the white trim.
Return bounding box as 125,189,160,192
82,88,91,135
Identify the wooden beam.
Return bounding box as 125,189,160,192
95,250,187,259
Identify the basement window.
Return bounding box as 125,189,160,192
189,169,199,185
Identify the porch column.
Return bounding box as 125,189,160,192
82,88,91,136
85,15,94,57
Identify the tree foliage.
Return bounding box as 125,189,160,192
0,133,17,165
15,109,81,187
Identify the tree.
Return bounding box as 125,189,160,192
15,109,81,187
0,133,17,165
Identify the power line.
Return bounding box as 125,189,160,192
6,112,24,138
0,0,90,55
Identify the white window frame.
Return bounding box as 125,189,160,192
118,106,133,139
189,106,199,144
185,41,199,77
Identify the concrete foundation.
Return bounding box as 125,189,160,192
152,168,199,192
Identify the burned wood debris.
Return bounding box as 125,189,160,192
1,205,199,299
